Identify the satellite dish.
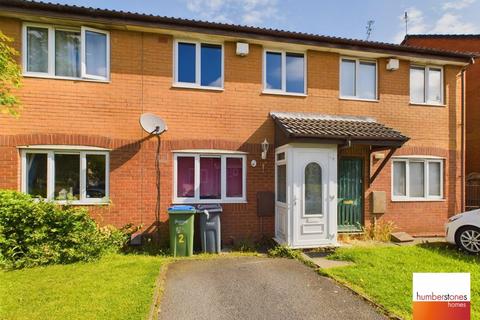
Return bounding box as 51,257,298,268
140,113,167,135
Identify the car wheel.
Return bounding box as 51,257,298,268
455,226,480,254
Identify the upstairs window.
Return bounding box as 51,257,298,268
392,158,443,201
174,40,223,89
21,148,109,204
23,23,110,81
410,65,443,105
174,153,246,203
264,50,305,94
340,58,377,100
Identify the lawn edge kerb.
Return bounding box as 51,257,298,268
148,260,172,320
293,250,404,320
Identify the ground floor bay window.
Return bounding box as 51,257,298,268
173,152,246,203
20,147,109,204
392,157,443,201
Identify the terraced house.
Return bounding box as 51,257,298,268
0,0,474,248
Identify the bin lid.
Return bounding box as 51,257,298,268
196,203,223,213
168,205,196,214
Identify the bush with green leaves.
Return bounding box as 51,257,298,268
0,190,129,269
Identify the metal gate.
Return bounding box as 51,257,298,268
338,158,363,232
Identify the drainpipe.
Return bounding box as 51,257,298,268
460,67,466,212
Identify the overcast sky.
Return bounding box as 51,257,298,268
45,0,480,43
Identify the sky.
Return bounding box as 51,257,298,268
43,0,480,43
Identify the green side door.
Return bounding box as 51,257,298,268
338,158,363,232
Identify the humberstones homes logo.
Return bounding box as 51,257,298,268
413,273,470,320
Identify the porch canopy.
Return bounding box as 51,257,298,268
270,111,410,183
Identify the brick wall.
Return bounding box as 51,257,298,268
0,17,463,241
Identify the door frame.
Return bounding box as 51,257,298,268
337,156,364,232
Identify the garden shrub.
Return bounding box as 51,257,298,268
0,190,129,269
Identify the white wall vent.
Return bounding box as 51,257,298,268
236,42,249,56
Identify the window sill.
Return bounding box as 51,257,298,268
391,198,445,202
172,199,247,204
172,83,224,91
339,96,379,103
409,102,446,107
55,200,110,206
23,73,110,83
262,90,307,97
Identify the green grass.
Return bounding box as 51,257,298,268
325,243,480,320
0,254,169,320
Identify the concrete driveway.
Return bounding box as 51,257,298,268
159,256,386,320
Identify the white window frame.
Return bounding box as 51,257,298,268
173,153,246,203
81,26,110,81
173,39,224,90
391,157,444,202
22,22,110,81
409,65,444,105
339,57,378,101
275,148,288,207
21,148,110,205
263,49,307,96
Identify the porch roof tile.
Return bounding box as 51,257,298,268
270,112,409,145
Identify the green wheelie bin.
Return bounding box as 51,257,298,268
168,205,196,257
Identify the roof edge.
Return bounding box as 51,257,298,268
0,0,475,62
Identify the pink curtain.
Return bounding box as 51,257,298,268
177,157,195,197
200,157,221,199
227,158,243,197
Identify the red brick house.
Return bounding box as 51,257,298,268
0,1,474,248
402,34,480,209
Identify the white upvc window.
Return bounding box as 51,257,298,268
340,57,377,100
410,65,444,105
173,153,246,203
22,23,110,81
21,148,110,204
263,49,306,95
391,157,444,201
173,40,224,89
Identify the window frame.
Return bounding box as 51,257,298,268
21,148,110,205
275,147,288,208
22,22,110,82
263,49,307,96
173,153,246,204
339,57,378,101
173,39,224,90
409,65,444,106
391,157,444,202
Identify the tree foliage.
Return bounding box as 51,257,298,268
0,31,22,116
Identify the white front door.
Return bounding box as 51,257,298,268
292,147,337,247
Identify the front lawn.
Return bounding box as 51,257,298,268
325,244,480,320
0,254,168,320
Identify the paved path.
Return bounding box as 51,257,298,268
159,256,386,320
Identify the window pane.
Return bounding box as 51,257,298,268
85,30,107,77
286,53,304,93
358,62,376,99
26,27,49,73
428,162,441,196
55,30,80,77
277,164,286,203
428,68,442,103
266,52,282,90
409,162,425,197
201,44,222,87
26,153,47,198
341,59,355,97
54,154,80,200
177,157,195,198
226,158,243,197
276,152,285,161
410,67,425,103
304,163,322,215
200,157,221,199
86,154,106,199
393,162,406,196
178,42,196,83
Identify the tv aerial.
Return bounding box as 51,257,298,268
139,113,167,135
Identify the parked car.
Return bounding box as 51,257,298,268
445,209,480,253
